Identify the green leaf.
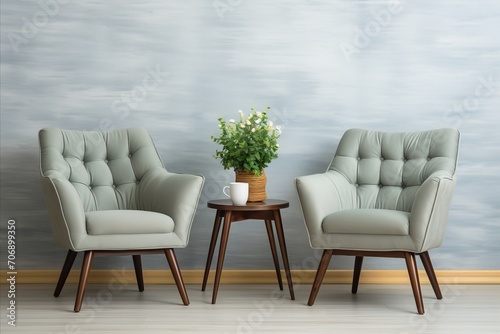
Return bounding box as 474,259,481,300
211,107,282,173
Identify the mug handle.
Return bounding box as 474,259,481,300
223,186,231,198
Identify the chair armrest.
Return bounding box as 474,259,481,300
295,170,356,243
410,171,457,252
40,172,86,250
138,168,204,246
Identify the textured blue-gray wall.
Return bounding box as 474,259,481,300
1,0,499,271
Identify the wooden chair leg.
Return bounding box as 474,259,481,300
404,252,424,314
132,255,145,292
265,219,283,291
74,250,94,313
308,249,333,306
54,250,78,297
165,249,189,306
351,256,364,294
419,251,442,300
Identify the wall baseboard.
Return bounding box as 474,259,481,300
1,270,499,285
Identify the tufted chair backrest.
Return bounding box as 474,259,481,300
328,128,460,212
39,128,164,212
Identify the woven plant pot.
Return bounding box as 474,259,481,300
235,170,267,202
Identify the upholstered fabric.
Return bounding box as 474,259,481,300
296,128,460,253
323,209,410,236
86,210,174,235
39,128,204,252
40,128,163,212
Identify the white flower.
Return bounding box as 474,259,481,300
257,112,262,118
240,123,245,128
229,119,235,124
246,120,251,125
255,119,261,124
252,128,256,132
269,121,273,127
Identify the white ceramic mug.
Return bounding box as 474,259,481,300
223,182,249,205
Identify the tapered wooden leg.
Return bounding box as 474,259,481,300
54,250,78,297
132,255,144,292
202,212,223,291
74,250,94,312
265,219,283,291
165,249,189,306
419,251,442,299
404,252,424,314
273,210,295,300
212,211,232,304
308,249,333,306
351,256,364,294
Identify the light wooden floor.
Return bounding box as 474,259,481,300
1,283,499,333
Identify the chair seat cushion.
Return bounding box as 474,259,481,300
86,210,174,235
322,209,410,236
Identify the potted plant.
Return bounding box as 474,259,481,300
211,107,282,201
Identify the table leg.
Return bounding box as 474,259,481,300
273,210,295,300
212,210,232,304
202,212,223,291
265,220,283,291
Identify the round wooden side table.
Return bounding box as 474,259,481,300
201,199,295,304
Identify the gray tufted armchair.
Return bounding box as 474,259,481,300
295,128,460,314
39,128,204,312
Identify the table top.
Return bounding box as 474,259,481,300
207,199,289,211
